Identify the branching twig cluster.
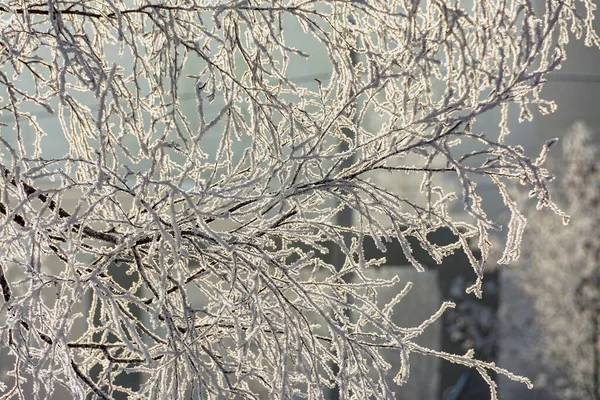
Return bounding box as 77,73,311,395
0,1,597,398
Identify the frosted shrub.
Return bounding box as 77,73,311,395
505,123,600,400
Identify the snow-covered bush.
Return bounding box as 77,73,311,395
504,122,600,400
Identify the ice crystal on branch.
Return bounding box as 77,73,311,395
0,1,597,398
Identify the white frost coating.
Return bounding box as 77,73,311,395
504,123,600,400
0,1,596,399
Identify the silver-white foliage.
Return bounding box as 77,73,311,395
0,1,596,399
504,122,600,400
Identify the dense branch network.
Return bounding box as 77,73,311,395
0,0,597,398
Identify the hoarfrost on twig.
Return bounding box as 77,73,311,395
0,1,597,398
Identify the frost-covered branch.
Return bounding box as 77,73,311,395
0,0,598,398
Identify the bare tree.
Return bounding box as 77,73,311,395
0,1,597,398
503,122,600,400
